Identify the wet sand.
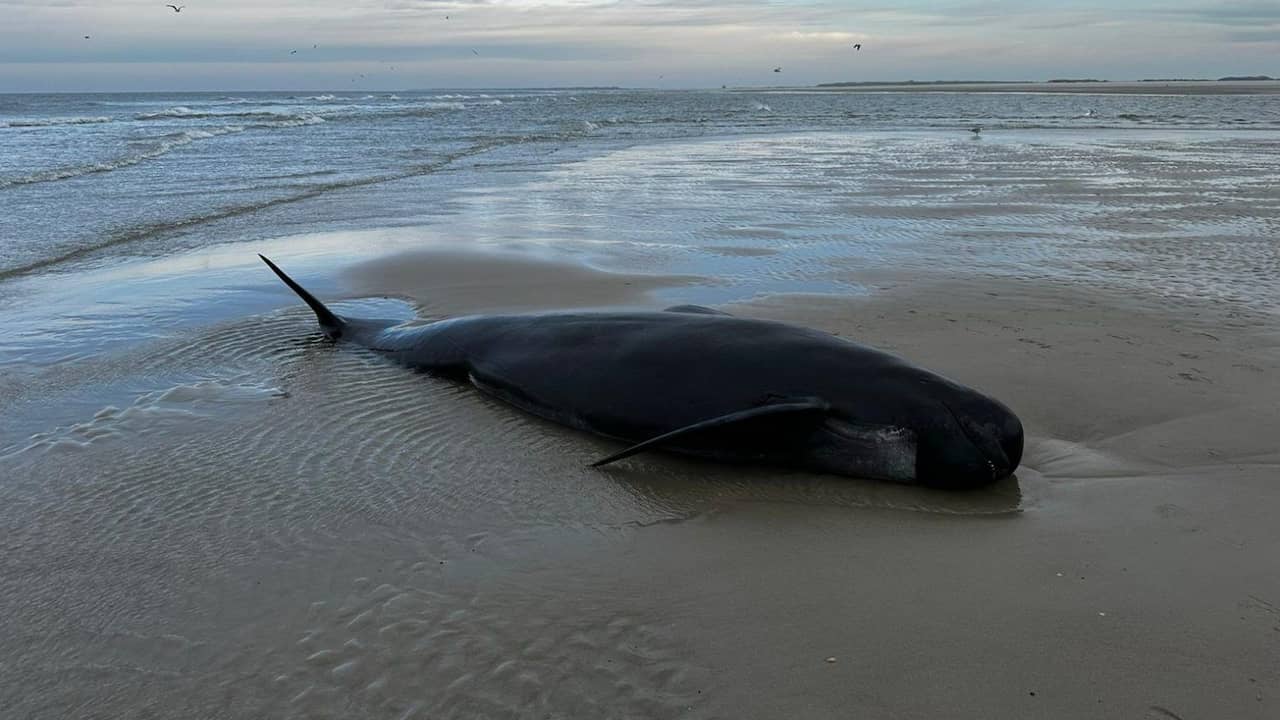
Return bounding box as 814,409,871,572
2,245,1276,719
4,121,1280,718
343,248,701,315
726,278,1279,718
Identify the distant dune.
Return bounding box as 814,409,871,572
799,78,1280,95
816,80,1030,88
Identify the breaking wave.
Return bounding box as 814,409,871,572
0,126,246,189
136,106,327,125
3,116,114,128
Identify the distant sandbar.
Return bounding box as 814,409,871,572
752,80,1280,95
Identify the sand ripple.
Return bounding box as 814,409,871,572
274,573,705,719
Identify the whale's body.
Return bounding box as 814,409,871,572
262,256,1023,489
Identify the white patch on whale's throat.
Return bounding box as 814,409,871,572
812,418,917,483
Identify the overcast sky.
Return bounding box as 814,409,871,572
0,1,1275,91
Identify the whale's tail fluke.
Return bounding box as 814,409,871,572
259,254,346,338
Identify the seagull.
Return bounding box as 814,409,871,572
289,50,298,55
83,35,91,39
773,66,781,73
854,43,861,50
165,4,184,12
969,126,982,135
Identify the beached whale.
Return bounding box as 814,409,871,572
260,255,1023,489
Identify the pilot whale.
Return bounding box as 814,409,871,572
261,255,1023,489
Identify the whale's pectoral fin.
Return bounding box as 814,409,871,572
663,304,732,316
590,398,830,468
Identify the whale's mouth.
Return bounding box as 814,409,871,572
1000,424,1024,474
943,401,1021,481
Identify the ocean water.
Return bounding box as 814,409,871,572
3,89,1279,279
2,88,1279,719
2,88,1278,373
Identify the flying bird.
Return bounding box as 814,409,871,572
165,4,184,12
969,126,982,134
854,43,861,50
83,35,91,39
773,67,782,73
289,50,298,55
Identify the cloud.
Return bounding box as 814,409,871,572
1224,29,1280,43
776,30,866,42
1165,1,1280,25
0,0,1275,90
1153,1,1280,45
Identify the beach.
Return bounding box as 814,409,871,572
802,80,1280,95
2,90,1278,718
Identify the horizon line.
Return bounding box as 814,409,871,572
1,76,1276,95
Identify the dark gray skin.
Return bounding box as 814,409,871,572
261,256,1023,489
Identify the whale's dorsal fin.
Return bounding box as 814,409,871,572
590,398,830,468
259,255,346,338
663,304,731,316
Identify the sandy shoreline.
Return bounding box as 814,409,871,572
342,248,703,315
4,110,1280,718
2,244,1276,719
781,80,1280,95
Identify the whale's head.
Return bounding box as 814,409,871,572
815,361,1023,489
906,375,1024,489
810,368,1022,490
